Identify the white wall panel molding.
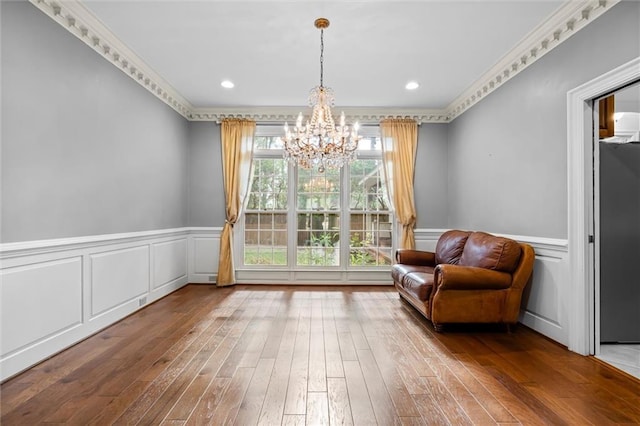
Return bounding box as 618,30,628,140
90,245,150,317
1,257,83,356
188,228,222,284
415,228,568,252
519,247,569,345
153,238,188,290
0,228,198,381
0,227,190,259
28,0,617,124
0,225,570,380
495,233,568,253
414,228,450,251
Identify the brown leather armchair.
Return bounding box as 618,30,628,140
391,230,535,331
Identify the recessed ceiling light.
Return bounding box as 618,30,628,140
405,81,419,90
221,80,235,89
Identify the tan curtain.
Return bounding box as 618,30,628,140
216,118,256,287
380,118,418,249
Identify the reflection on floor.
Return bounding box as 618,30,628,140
598,344,640,380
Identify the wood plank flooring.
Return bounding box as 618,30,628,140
2,284,640,425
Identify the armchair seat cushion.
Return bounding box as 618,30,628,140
403,272,435,302
391,264,434,284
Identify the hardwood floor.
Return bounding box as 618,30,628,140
2,284,640,425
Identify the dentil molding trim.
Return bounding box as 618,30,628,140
29,0,619,123
188,107,450,124
446,0,620,121
29,0,193,119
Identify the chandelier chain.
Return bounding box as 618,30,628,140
319,28,324,87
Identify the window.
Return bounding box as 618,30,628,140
244,157,288,265
296,166,341,266
348,156,393,266
242,126,393,272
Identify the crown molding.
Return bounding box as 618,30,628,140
445,0,620,121
29,0,618,123
29,0,194,119
188,107,449,124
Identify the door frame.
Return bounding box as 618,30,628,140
567,56,640,355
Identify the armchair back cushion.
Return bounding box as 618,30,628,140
435,230,471,265
458,232,522,273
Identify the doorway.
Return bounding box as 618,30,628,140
594,82,640,379
566,57,639,368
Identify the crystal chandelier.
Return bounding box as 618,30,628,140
283,18,361,172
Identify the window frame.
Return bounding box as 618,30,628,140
235,124,395,281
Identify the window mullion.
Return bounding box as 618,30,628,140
341,166,351,268
287,162,297,268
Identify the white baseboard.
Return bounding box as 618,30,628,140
235,269,393,285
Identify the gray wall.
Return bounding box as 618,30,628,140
447,1,640,238
1,1,190,242
4,1,638,242
415,123,448,229
188,122,226,226
185,122,450,229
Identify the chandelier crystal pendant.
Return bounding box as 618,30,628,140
283,18,361,172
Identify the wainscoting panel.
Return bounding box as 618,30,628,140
189,229,221,283
0,257,83,358
414,229,447,252
90,245,150,317
153,238,188,290
0,228,192,381
519,246,569,345
1,227,569,380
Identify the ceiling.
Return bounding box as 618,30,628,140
30,0,618,120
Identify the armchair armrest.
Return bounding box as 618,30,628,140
434,264,512,290
395,249,436,266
